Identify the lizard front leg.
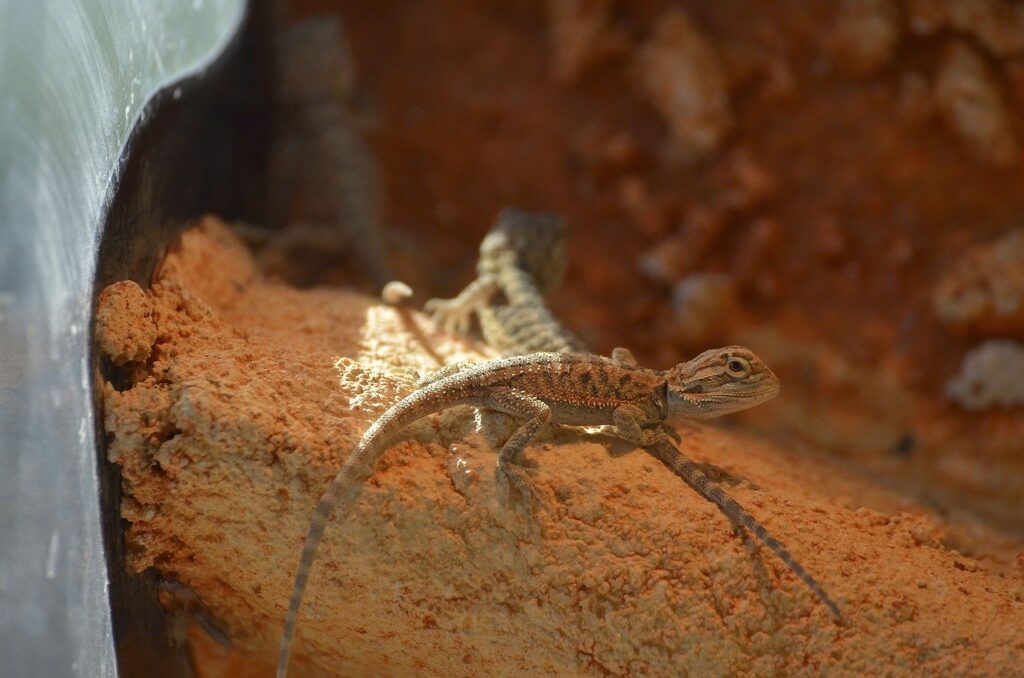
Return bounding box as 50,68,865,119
424,276,501,336
612,404,678,448
484,387,551,502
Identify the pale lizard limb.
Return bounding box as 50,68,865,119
424,277,500,336
278,350,781,677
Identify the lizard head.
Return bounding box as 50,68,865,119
665,346,780,420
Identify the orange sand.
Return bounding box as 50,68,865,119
98,217,1024,676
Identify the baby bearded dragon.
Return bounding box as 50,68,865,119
425,208,842,622
425,208,587,353
278,348,780,677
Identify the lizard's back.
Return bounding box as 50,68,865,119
479,352,666,424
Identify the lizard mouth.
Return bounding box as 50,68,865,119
742,380,781,405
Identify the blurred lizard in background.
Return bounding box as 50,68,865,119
241,15,394,289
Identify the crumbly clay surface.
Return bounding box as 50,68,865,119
98,217,1024,676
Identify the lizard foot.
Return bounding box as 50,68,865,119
495,463,539,512
424,297,477,336
656,422,683,445
694,462,744,486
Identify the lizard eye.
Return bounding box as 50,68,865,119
726,357,750,377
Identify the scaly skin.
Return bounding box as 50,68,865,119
278,348,781,677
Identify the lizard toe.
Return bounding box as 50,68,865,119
657,423,683,444
495,464,539,511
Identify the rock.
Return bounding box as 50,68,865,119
670,272,738,345
638,8,733,158
830,0,901,78
934,41,1019,168
638,205,726,282
547,0,628,83
907,0,1024,59
95,280,157,366
711,150,779,212
886,236,915,268
814,216,850,263
732,217,782,284
618,175,672,236
933,229,1024,336
572,124,646,184
947,340,1024,411
897,72,935,123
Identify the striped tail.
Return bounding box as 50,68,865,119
645,440,843,622
276,378,471,677
276,444,371,678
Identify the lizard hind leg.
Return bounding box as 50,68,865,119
484,387,552,506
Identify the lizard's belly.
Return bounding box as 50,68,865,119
546,401,616,426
